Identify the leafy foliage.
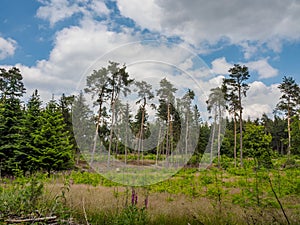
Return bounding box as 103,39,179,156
243,123,273,168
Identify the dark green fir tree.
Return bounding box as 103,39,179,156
0,67,26,175
30,98,74,175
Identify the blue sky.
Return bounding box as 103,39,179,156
1,0,300,119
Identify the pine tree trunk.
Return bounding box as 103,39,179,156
108,101,116,167
238,88,243,167
125,119,128,165
210,114,216,165
139,107,145,164
185,112,189,155
217,105,221,168
91,103,102,165
156,123,162,166
166,103,170,159
239,110,243,167
287,107,291,156
234,115,237,167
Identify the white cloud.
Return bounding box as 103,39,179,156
240,41,259,59
243,81,281,119
0,37,17,60
211,57,233,75
247,59,279,79
90,0,110,16
0,21,136,102
36,0,109,26
117,0,162,31
5,20,213,104
2,0,285,121
116,0,300,54
211,57,278,79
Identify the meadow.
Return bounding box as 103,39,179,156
1,156,300,225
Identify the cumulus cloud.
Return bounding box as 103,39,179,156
243,81,281,119
36,0,109,26
116,0,300,53
117,0,162,31
210,57,278,79
5,18,213,105
247,59,279,79
0,37,17,60
211,57,233,75
1,0,286,121
14,21,138,101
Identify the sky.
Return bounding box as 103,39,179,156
0,0,300,120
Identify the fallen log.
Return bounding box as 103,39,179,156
5,216,57,223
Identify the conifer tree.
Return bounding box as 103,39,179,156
276,76,300,155
157,78,177,157
72,92,94,164
0,67,26,174
207,87,226,167
20,89,43,173
30,99,74,175
134,80,154,162
223,64,250,167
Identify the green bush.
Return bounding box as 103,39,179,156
0,176,72,224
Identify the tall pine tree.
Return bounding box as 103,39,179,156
276,76,300,155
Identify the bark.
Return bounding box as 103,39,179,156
185,111,189,155
234,115,237,167
91,103,102,165
156,123,162,166
108,100,116,167
217,105,221,168
210,113,216,165
238,87,243,167
166,103,171,158
287,106,291,156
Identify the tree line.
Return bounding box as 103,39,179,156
0,62,299,176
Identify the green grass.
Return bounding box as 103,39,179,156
1,156,300,224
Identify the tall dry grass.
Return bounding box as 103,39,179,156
45,182,300,224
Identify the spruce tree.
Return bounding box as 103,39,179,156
0,67,26,175
72,92,94,164
30,99,74,175
21,90,43,173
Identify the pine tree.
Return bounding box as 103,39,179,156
156,78,177,157
276,76,300,155
223,64,250,167
134,80,154,162
180,89,195,155
206,87,226,167
84,62,134,166
107,62,134,166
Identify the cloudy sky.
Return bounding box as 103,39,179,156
1,0,300,119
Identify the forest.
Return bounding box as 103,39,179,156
0,63,300,224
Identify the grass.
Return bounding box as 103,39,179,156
1,156,300,224
45,181,300,224
43,164,300,224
